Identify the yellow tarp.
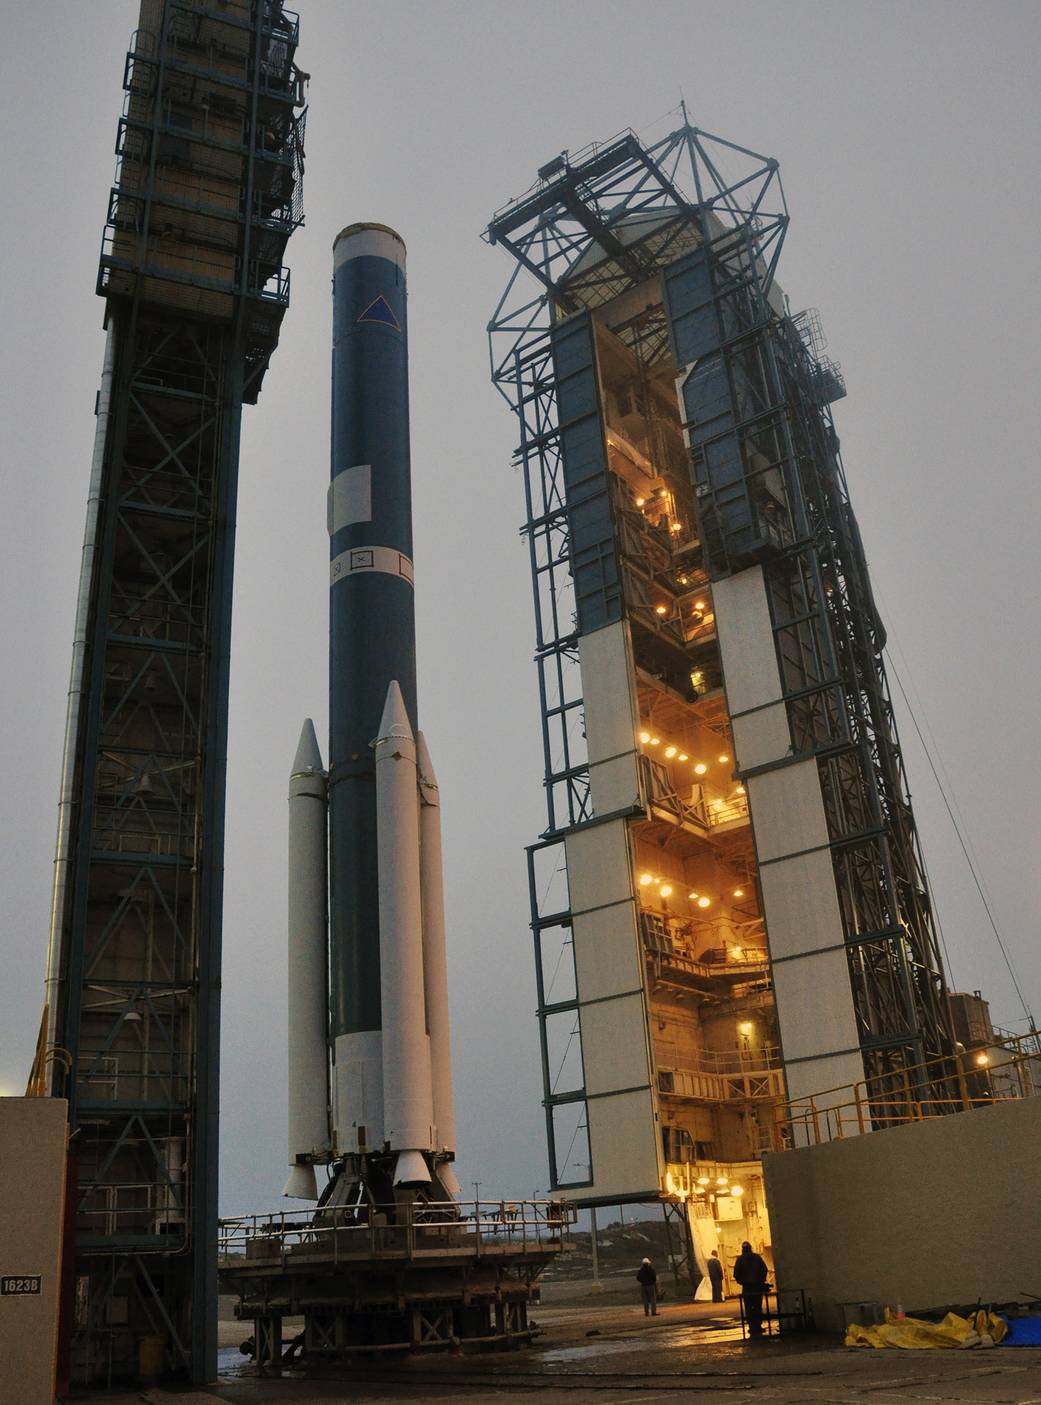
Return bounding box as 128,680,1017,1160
845,1308,1008,1350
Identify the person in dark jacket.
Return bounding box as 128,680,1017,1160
733,1241,769,1336
636,1257,658,1316
707,1249,725,1302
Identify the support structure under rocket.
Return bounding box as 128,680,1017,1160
284,225,458,1205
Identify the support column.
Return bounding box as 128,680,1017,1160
589,1206,602,1293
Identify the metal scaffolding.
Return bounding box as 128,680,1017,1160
42,1,305,1386
486,119,959,1197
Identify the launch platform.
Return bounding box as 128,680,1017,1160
219,1198,573,1361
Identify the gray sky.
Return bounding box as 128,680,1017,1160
1,1,1038,1216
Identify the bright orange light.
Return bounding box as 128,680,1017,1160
735,784,746,795
678,752,689,762
635,496,646,507
688,891,699,901
718,753,730,764
639,873,653,887
655,604,668,616
733,887,744,898
694,599,707,610
639,730,651,744
697,896,711,909
694,762,707,775
650,737,661,747
975,1052,990,1068
664,745,677,759
669,521,682,533
659,884,673,898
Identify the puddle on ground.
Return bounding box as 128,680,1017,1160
539,1322,748,1365
218,1345,252,1374
539,1337,648,1364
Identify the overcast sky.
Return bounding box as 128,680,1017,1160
1,1,1038,1216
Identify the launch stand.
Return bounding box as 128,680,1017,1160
220,1199,573,1359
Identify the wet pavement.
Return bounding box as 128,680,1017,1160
78,1298,1041,1404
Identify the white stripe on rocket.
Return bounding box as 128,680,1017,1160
330,545,414,586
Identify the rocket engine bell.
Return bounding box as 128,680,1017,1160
284,224,457,1202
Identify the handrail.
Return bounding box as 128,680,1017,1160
659,1062,784,1104
777,1030,1041,1148
218,1198,575,1265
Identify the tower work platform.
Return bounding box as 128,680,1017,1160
486,122,960,1284
37,1,306,1387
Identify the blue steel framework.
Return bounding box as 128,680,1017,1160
43,2,305,1386
486,123,959,1192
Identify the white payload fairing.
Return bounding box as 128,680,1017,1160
282,225,458,1203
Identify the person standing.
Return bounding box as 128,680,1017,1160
707,1249,725,1302
733,1240,769,1337
636,1257,658,1316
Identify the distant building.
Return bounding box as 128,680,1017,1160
487,122,958,1274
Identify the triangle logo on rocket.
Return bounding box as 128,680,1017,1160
357,295,401,331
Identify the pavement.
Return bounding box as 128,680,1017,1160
71,1298,1041,1405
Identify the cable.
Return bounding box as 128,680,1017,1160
555,1101,588,1183
550,1017,581,1095
885,651,1036,1033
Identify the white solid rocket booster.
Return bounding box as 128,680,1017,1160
375,682,435,1185
284,719,331,1198
417,731,458,1187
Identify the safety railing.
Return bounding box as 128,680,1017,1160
707,792,749,826
659,1048,784,1104
219,1198,575,1269
641,756,708,828
640,913,768,981
640,758,748,834
660,1065,784,1104
779,1030,1041,1148
691,1046,782,1076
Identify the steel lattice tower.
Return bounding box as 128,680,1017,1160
486,122,960,1233
39,1,306,1386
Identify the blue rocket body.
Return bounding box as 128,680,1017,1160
328,225,417,1045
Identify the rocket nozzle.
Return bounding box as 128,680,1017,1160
283,1163,319,1200
393,1150,432,1186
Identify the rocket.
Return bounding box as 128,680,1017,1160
284,224,458,1202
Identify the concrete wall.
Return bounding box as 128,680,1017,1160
0,1097,67,1405
764,1096,1041,1329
